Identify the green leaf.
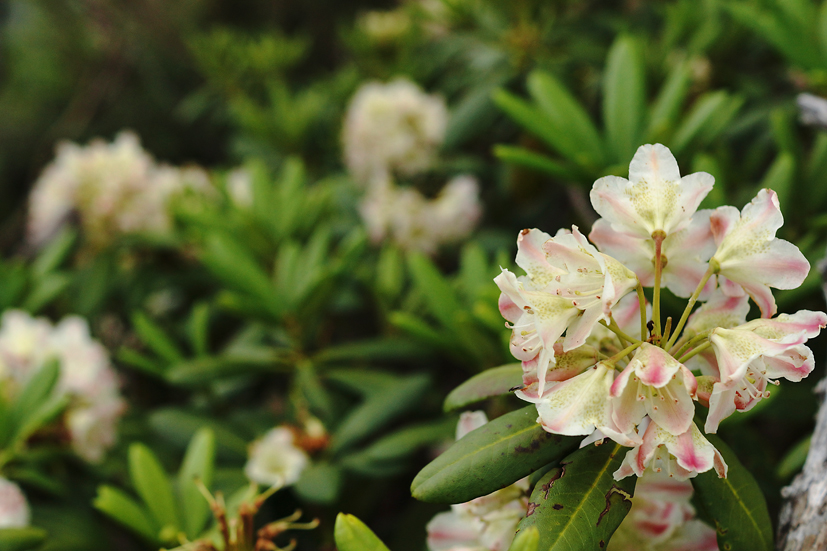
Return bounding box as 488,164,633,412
23,273,71,313
149,409,248,460
509,526,539,551
671,92,738,154
493,146,580,180
31,228,76,277
0,527,47,551
93,485,159,542
177,428,216,539
129,443,181,533
187,303,211,357
603,35,645,163
647,60,692,141
492,90,566,158
334,513,391,551
411,406,579,503
165,350,290,385
443,363,523,412
117,348,166,377
331,373,431,453
7,360,60,445
131,312,183,364
294,462,342,504
201,234,281,317
777,434,811,480
313,338,426,365
758,152,795,219
692,435,774,551
514,442,635,551
341,419,454,475
407,252,464,329
526,70,605,167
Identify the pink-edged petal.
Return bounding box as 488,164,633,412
610,364,647,434
664,424,726,477
456,411,488,440
535,363,614,436
746,310,827,340
670,520,720,551
710,327,806,383
426,511,480,550
562,306,605,351
717,275,746,297
589,219,654,286
630,343,683,388
497,291,523,324
704,382,736,434
709,205,740,246
762,344,814,382
590,175,651,239
515,228,560,289
614,417,657,480
645,377,695,436
686,289,750,334
666,172,714,235
494,270,528,312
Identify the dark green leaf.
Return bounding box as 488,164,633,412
93,485,159,542
515,442,635,551
603,36,645,163
334,513,391,551
294,462,342,504
149,409,248,460
407,253,463,329
526,71,605,167
165,350,290,385
131,312,183,364
0,527,47,551
692,435,773,551
331,373,431,453
777,434,810,479
492,90,566,158
647,60,692,141
177,428,216,539
129,443,181,531
313,338,426,365
7,360,60,445
444,364,523,412
493,146,580,180
411,406,579,503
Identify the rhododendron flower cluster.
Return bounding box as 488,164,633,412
28,131,211,249
609,471,718,551
342,79,482,253
0,310,126,463
497,143,825,481
426,412,528,551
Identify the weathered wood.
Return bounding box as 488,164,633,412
777,265,827,551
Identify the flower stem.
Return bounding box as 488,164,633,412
652,232,665,339
636,281,647,342
678,341,712,364
605,341,643,367
600,318,641,346
671,329,711,359
661,316,673,347
664,260,718,351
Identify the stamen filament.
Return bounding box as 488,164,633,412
665,260,718,351
677,341,712,364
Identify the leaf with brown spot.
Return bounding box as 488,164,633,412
510,442,635,551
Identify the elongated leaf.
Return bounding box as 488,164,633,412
603,36,645,163
165,351,290,384
177,428,216,539
331,374,431,453
32,228,76,277
671,92,733,154
777,434,810,479
187,303,210,357
408,253,464,329
492,90,566,156
131,312,183,364
0,527,47,551
647,60,692,141
444,364,523,412
510,526,539,551
93,485,159,542
149,409,248,460
692,435,773,551
129,443,181,532
334,513,391,551
526,71,605,167
342,419,454,475
493,145,580,180
514,442,635,551
294,462,342,504
8,360,60,445
313,338,426,364
411,407,579,503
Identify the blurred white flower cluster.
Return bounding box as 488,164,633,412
244,418,328,489
0,476,30,528
28,131,211,249
342,79,482,254
426,412,528,551
0,310,126,463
